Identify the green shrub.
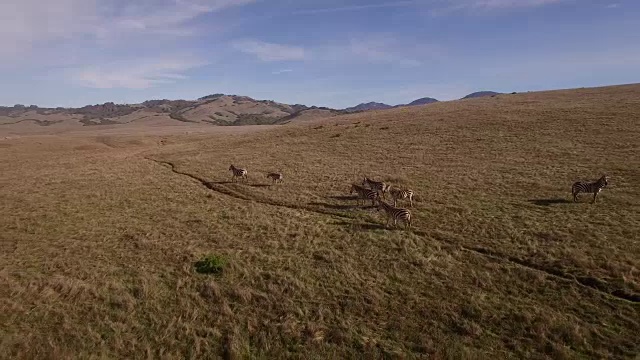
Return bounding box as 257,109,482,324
194,254,226,275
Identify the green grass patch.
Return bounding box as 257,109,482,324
195,254,226,275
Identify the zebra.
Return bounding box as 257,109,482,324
362,176,389,199
572,175,608,203
229,164,248,183
266,172,284,184
376,199,412,229
350,184,379,206
389,187,414,207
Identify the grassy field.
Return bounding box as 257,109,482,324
1,84,639,359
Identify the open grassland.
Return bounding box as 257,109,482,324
1,84,639,359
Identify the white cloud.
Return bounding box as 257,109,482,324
94,0,255,39
233,40,306,61
0,0,96,57
70,57,207,89
605,3,619,8
0,0,255,58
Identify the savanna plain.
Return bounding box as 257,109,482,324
1,84,639,359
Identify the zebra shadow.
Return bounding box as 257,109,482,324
328,195,358,201
208,181,233,185
308,201,365,210
332,221,387,231
528,198,572,206
249,184,271,188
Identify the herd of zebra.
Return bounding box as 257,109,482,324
229,164,414,229
230,164,610,230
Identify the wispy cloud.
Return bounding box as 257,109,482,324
465,0,564,8
232,40,306,61
0,0,255,58
93,0,256,40
272,69,293,75
430,0,566,15
605,3,620,8
348,37,422,66
314,34,443,67
70,57,207,89
292,1,421,15
0,0,95,57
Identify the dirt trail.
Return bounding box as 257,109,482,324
146,156,640,304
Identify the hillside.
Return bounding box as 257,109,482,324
1,83,639,358
1,93,443,131
0,95,346,130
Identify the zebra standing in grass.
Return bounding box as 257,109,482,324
362,176,389,199
376,199,412,229
266,172,284,184
229,164,248,183
572,175,608,203
350,184,379,206
389,187,414,207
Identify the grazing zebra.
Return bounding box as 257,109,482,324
266,172,284,184
350,184,379,206
376,199,412,229
572,175,608,203
228,164,248,183
389,187,414,207
362,176,389,199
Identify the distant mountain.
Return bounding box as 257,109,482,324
344,97,439,113
399,97,439,107
344,102,393,113
0,94,348,127
461,91,501,99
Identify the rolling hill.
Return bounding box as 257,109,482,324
1,93,446,131
1,83,639,358
0,95,347,129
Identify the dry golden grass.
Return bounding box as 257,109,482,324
1,84,639,359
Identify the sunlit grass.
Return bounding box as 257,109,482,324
1,84,639,359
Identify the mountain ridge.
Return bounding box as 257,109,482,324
1,90,504,127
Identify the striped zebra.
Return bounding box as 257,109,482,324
376,199,412,229
572,175,608,203
389,187,414,207
350,184,379,206
228,164,248,183
266,172,284,184
362,176,389,199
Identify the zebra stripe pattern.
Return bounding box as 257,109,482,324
572,175,608,203
229,164,248,182
376,199,412,229
389,187,414,207
351,184,379,206
362,176,389,199
266,172,284,184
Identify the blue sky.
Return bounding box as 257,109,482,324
1,0,638,108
